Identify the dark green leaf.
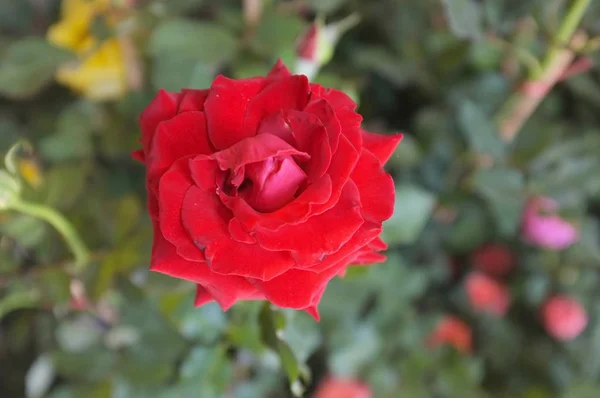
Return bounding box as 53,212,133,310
382,185,436,245
149,19,237,64
442,0,483,39
472,167,525,237
458,100,504,159
26,354,55,398
0,38,73,99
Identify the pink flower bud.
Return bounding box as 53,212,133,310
314,377,372,398
464,272,510,316
542,295,588,341
426,316,473,354
295,14,360,80
471,244,515,277
522,197,578,250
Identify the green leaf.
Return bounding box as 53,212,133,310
387,134,423,168
0,37,73,99
276,340,301,386
458,100,504,159
55,315,103,353
4,139,31,175
446,201,491,252
472,167,525,237
179,345,232,392
0,169,21,209
52,348,114,381
152,54,215,92
282,312,323,363
39,103,95,161
442,0,483,40
329,324,380,377
47,381,112,398
26,354,55,398
152,0,206,14
34,268,71,304
115,278,187,385
115,195,142,241
353,47,416,88
307,0,348,13
564,383,600,398
0,287,40,320
252,11,305,56
0,214,47,248
382,185,436,245
44,165,90,209
149,19,237,64
259,303,303,393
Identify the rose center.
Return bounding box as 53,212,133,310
228,155,307,213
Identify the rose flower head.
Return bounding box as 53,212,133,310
47,0,128,100
133,61,402,319
464,272,510,317
542,295,588,341
314,377,372,398
471,243,515,277
522,196,579,250
426,315,473,354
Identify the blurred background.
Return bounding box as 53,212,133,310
2,0,600,397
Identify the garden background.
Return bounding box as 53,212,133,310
2,0,600,397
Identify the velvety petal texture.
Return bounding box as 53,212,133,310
133,61,401,319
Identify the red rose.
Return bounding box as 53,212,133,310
313,377,372,398
471,243,515,277
426,315,473,354
133,61,401,319
542,295,588,341
464,272,510,317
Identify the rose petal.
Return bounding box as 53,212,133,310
158,158,205,261
257,111,295,145
361,130,403,165
181,185,231,249
220,174,333,231
243,75,310,136
139,89,182,153
254,181,364,265
150,236,260,310
210,133,310,173
353,251,387,265
250,256,349,309
205,239,296,281
194,285,214,307
304,97,341,152
286,110,331,182
309,134,360,216
306,221,383,273
178,89,210,113
310,84,358,112
304,305,320,321
241,155,308,213
267,59,293,80
337,109,363,151
228,218,256,244
204,75,270,150
132,149,144,162
351,149,396,223
146,111,212,189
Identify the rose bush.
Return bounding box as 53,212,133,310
133,61,401,319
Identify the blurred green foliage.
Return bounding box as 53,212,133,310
1,0,600,397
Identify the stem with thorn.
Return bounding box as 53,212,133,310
496,0,591,142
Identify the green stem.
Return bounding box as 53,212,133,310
537,0,591,77
11,200,90,271
496,0,591,142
